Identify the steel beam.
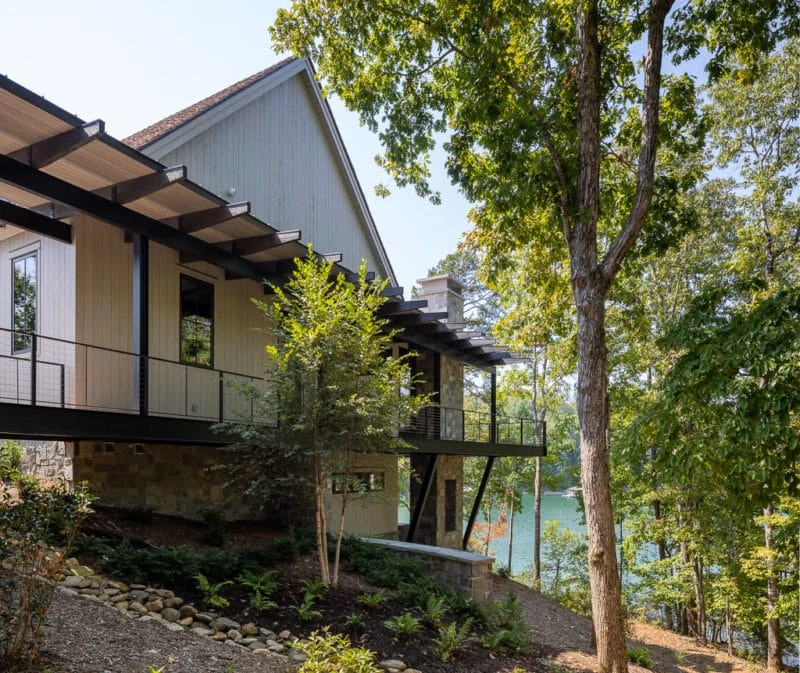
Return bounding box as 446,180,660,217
0,200,72,243
9,120,104,168
406,454,438,543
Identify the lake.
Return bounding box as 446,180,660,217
474,493,587,574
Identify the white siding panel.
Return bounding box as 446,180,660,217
0,229,75,407
158,76,383,278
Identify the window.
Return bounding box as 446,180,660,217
12,252,37,353
444,479,457,532
180,274,213,367
332,471,385,495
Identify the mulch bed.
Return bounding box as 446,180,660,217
78,508,552,673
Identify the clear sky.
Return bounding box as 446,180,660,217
1,0,469,292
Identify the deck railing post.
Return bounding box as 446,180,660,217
30,333,37,406
218,373,224,422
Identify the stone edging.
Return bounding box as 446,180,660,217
58,558,422,673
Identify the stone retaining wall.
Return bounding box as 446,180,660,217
361,538,494,605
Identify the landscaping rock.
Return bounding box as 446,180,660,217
377,661,407,671
161,607,180,623
179,604,197,619
210,617,241,632
241,622,260,636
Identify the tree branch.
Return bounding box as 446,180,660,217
601,0,675,287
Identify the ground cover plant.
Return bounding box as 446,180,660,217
73,516,543,673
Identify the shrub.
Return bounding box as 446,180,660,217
423,595,448,629
628,646,653,668
356,590,388,608
383,613,423,639
238,569,279,611
293,629,380,673
433,618,475,661
0,440,23,479
195,573,232,608
0,482,93,665
483,593,532,656
291,595,322,622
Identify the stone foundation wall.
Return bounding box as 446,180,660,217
19,440,74,483
362,538,494,605
72,441,260,521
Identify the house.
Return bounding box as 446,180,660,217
0,60,545,549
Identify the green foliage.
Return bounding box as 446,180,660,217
73,528,315,590
383,613,422,640
300,578,327,602
224,252,428,585
0,440,23,479
537,522,591,616
627,647,653,668
238,569,279,611
344,613,364,630
483,594,532,656
291,595,323,622
293,629,380,673
422,595,448,629
195,573,232,608
355,591,388,609
432,618,475,662
0,482,93,665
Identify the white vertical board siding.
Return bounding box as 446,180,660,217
157,76,384,278
72,221,270,418
0,229,75,407
326,454,399,537
148,244,271,420
74,216,136,412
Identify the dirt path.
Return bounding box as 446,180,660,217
491,576,764,673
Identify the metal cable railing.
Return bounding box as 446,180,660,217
0,326,270,424
403,405,545,447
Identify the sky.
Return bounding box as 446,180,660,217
1,0,470,292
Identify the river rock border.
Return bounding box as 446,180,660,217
58,558,422,673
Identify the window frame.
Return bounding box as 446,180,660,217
179,273,215,369
11,251,38,355
332,471,386,495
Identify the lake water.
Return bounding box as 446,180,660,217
475,493,586,574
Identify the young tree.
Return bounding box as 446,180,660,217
233,251,426,587
270,5,796,670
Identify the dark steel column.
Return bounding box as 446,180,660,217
490,366,497,444
463,456,495,550
406,454,438,543
133,233,149,416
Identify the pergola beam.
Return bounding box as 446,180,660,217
0,200,72,243
164,201,251,233
323,252,343,263
378,300,428,315
30,165,188,219
388,312,448,326
380,285,404,298
227,229,301,255
0,154,266,283
8,120,105,168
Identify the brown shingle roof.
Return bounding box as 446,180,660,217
123,58,296,150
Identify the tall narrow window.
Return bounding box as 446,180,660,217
12,253,37,353
180,274,213,367
444,479,457,532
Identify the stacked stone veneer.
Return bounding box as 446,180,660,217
72,441,259,521
19,440,74,482
362,538,494,605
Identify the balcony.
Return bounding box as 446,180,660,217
400,406,546,457
0,327,270,444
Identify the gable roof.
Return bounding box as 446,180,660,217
123,58,396,285
124,58,294,151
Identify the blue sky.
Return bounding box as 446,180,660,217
1,0,469,292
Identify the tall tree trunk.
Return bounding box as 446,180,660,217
576,286,627,671
764,503,783,672
313,457,331,585
652,499,673,629
692,554,707,646
533,456,543,588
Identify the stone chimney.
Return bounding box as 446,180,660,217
416,274,464,323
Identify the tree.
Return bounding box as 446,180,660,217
231,251,426,587
270,5,796,671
